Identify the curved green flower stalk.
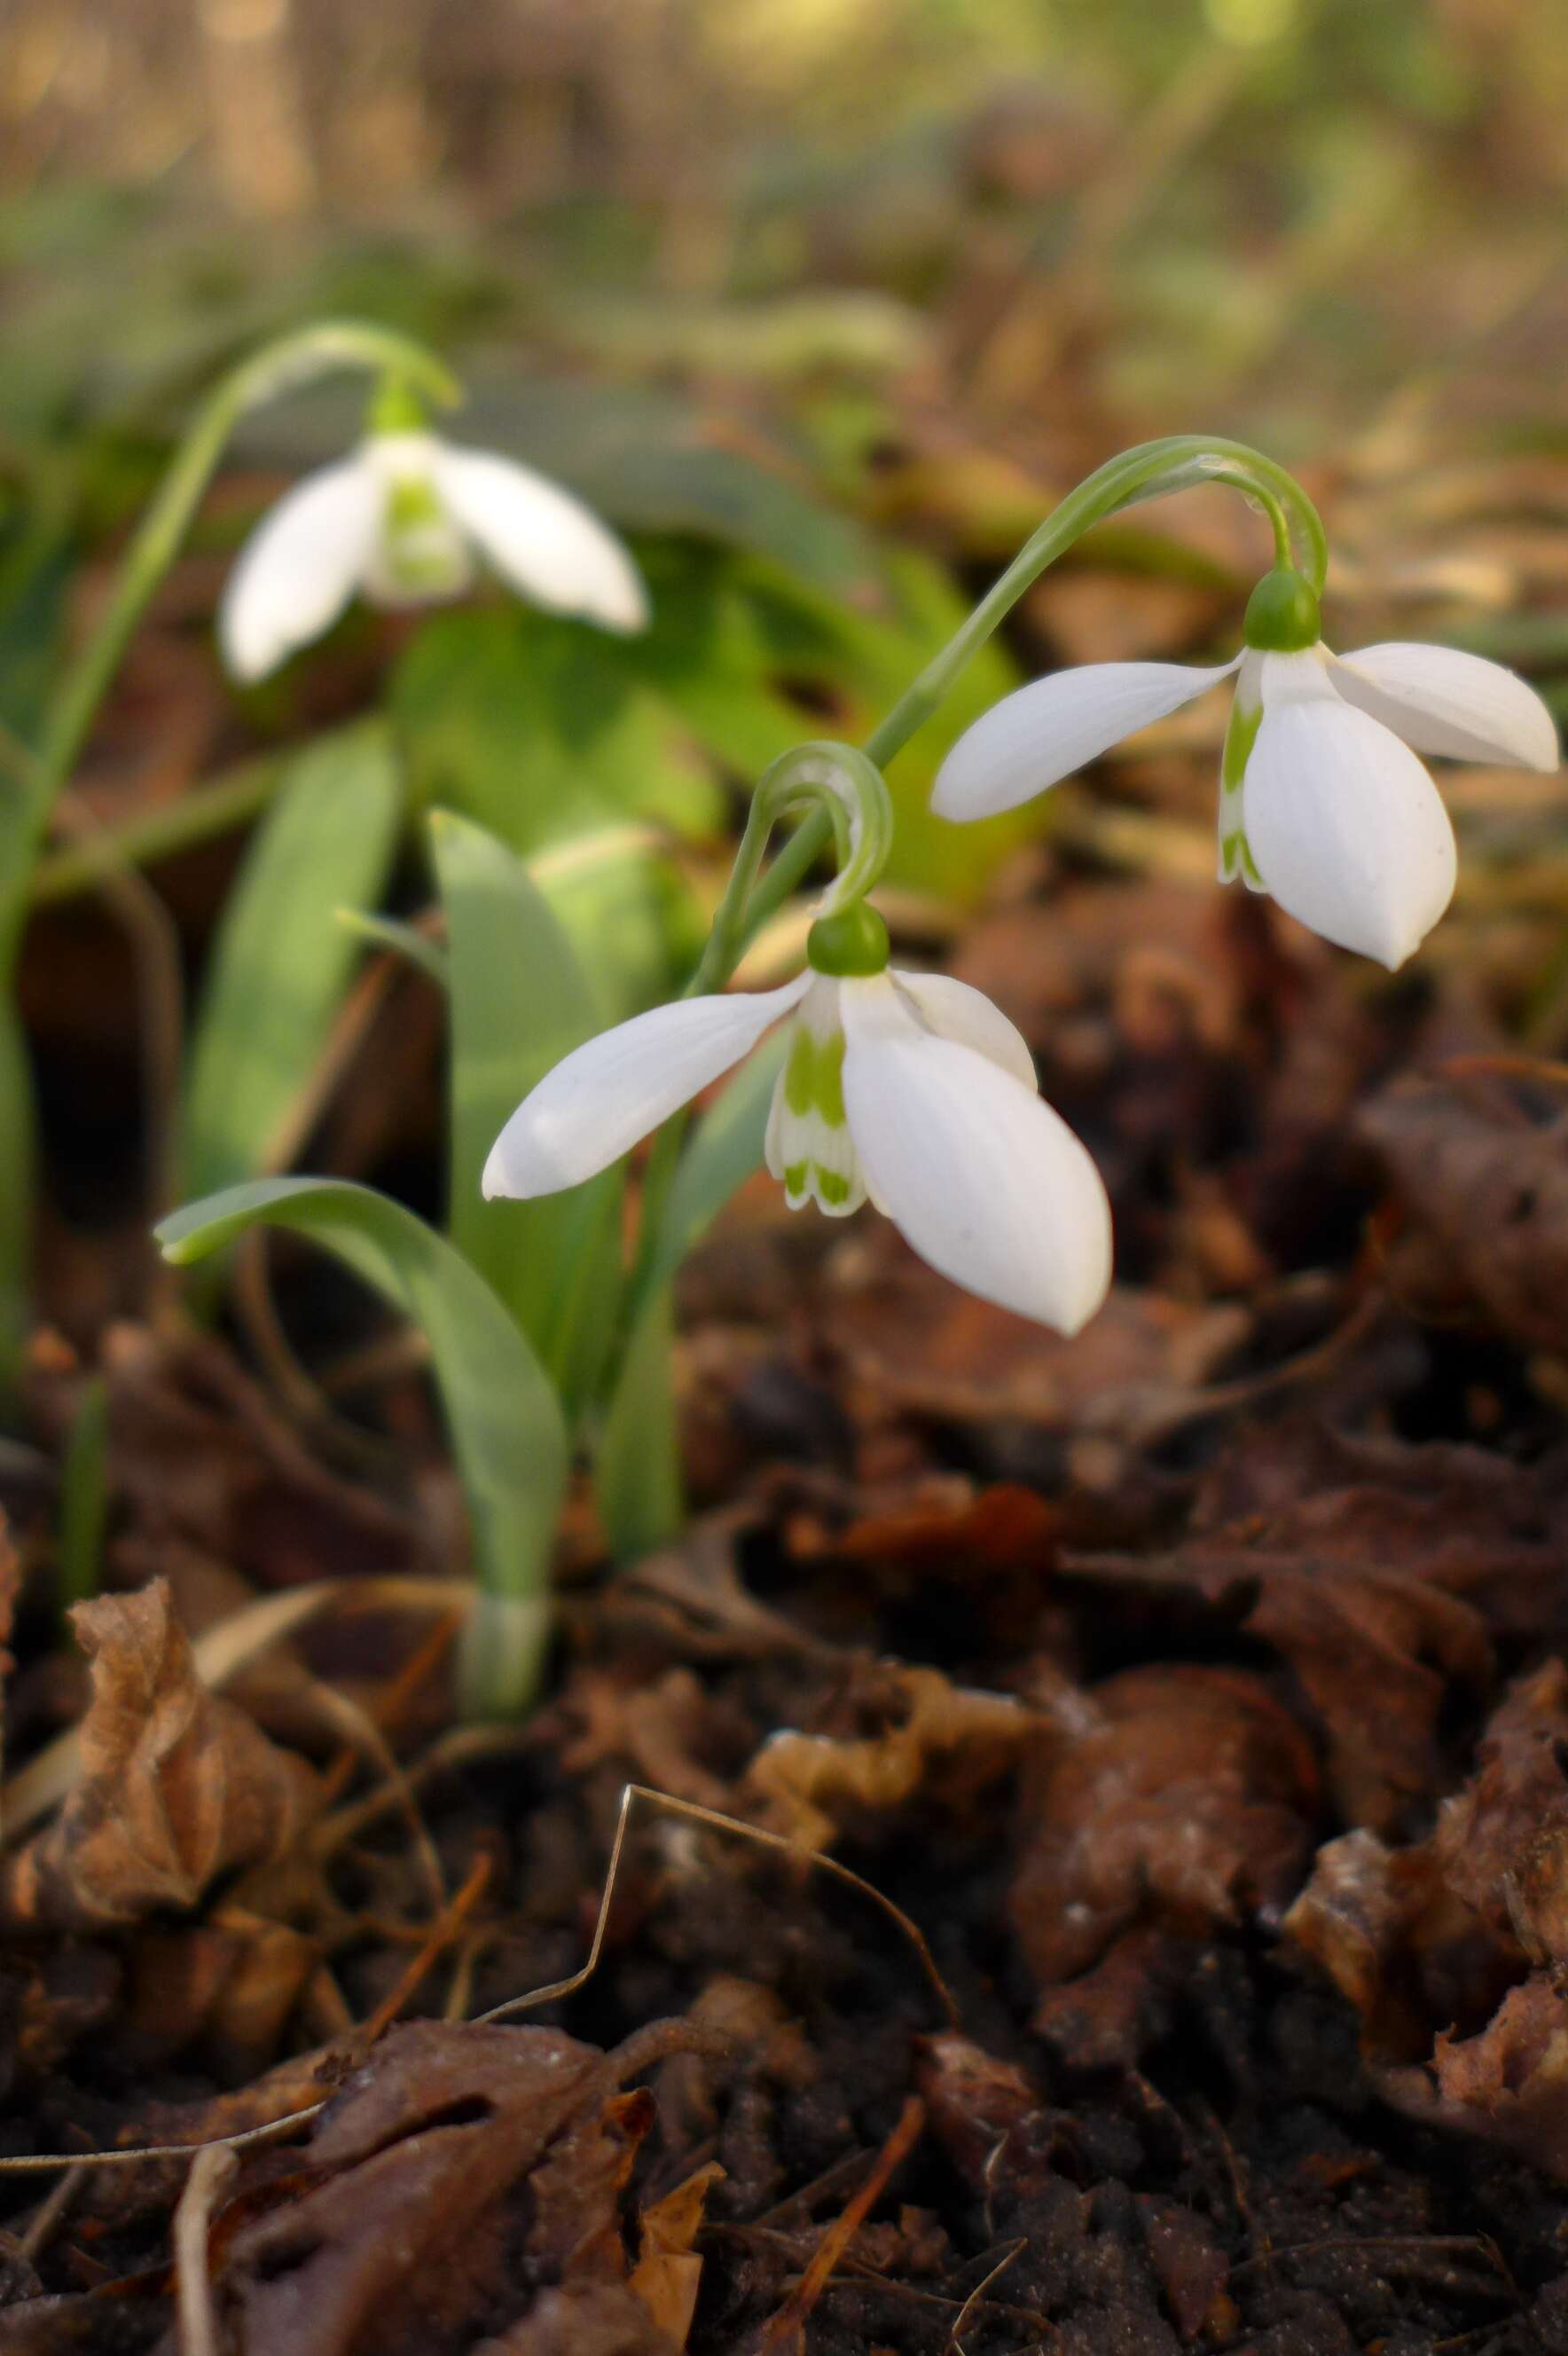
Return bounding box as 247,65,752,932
700,436,1328,989
0,321,460,1378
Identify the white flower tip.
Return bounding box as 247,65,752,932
480,1140,515,1200
1517,694,1561,774
482,1116,547,1200
593,568,652,636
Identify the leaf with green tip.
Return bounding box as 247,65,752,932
182,721,404,1198
156,1176,568,1717
592,1033,786,1557
432,809,624,1412
393,607,723,861
337,907,450,991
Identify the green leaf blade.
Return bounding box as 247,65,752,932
432,810,624,1410
156,1175,568,1718
181,720,404,1198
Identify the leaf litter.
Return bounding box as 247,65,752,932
3,447,1568,2353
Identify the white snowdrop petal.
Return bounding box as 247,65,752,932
1243,694,1456,970
432,446,649,632
483,975,808,1198
218,459,381,681
1329,642,1558,772
840,980,1111,1334
931,656,1241,820
890,970,1038,1092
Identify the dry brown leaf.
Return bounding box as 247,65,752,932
1375,1975,1568,2182
745,1663,1032,1850
1360,1073,1568,1350
1010,1664,1318,1985
1100,1541,1495,1832
0,1511,21,1836
0,1580,319,1932
1285,1664,1568,2178
628,2163,725,2349
210,2018,694,2356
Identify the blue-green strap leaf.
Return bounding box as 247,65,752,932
593,1031,786,1558
181,719,404,1198
156,1177,568,1718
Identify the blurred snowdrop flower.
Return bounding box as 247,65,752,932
219,396,648,682
484,903,1112,1335
933,568,1557,970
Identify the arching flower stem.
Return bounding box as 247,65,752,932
692,436,1326,1004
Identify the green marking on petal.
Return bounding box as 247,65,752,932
782,1025,817,1119
783,1161,808,1197
781,1023,847,1127
1221,696,1265,791
816,1030,846,1127
386,473,443,532
816,1166,851,1206
1240,836,1263,886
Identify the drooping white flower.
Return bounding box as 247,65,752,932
483,906,1112,1336
219,428,648,682
932,568,1558,970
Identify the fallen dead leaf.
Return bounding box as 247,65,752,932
745,1663,1032,1850
1010,1664,1318,1986
628,2163,725,2349
1360,1072,1568,1351
0,1580,318,1933
1285,1663,1568,2179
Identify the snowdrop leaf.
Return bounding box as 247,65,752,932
595,1033,787,1557
337,907,451,991
156,1178,568,1715
393,606,723,856
432,810,624,1411
182,719,404,1200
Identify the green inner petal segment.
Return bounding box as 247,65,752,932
773,1007,862,1214
782,1020,847,1127
378,472,467,594
1221,696,1265,792
1217,687,1266,886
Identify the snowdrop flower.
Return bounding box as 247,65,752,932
219,387,648,682
484,903,1112,1335
933,568,1558,970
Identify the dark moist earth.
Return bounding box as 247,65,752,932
4,874,1568,2354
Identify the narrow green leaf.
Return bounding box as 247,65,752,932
0,1001,34,1381
337,907,451,991
592,1287,680,1559
182,720,404,1198
58,1373,110,1611
432,810,623,1410
156,1176,568,1718
394,607,723,861
592,1033,785,1557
